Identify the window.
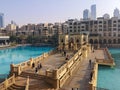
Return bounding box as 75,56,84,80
74,30,76,32
118,20,120,22
113,33,116,36
118,34,120,37
113,24,117,27
81,26,84,28
74,27,76,29
104,21,106,24
109,33,111,36
113,21,116,23
99,21,102,23
99,25,102,27
113,28,116,31
104,33,106,36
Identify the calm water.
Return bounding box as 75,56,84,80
0,46,53,78
97,48,120,90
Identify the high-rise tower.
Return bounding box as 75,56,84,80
83,9,90,20
0,13,4,28
91,4,96,20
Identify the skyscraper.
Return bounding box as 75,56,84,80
83,9,90,20
0,13,4,28
91,4,96,20
113,8,120,19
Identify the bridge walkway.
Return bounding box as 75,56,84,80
60,50,106,90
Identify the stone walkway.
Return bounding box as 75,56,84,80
24,51,74,75
9,49,107,90
60,50,106,90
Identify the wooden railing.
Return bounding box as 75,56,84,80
0,74,15,90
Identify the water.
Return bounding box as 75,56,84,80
0,45,53,78
97,48,120,90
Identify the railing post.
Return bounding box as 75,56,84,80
13,74,15,84
46,69,50,76
53,69,58,79
29,58,33,67
10,64,14,76
18,66,21,75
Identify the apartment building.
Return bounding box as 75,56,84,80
63,17,120,47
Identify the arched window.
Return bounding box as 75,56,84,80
89,39,93,44
103,39,107,44
118,39,120,44
61,39,63,43
108,39,112,44
94,39,98,44
113,39,116,44
76,39,79,43
99,39,102,44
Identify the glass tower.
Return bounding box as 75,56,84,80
83,9,90,20
0,13,4,28
91,4,96,20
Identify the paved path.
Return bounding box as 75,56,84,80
60,50,106,90
24,51,74,75
11,49,107,90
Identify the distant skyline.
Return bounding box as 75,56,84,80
0,0,120,26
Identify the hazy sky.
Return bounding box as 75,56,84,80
0,0,120,25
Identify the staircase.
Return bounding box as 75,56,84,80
7,84,25,90
20,71,45,80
